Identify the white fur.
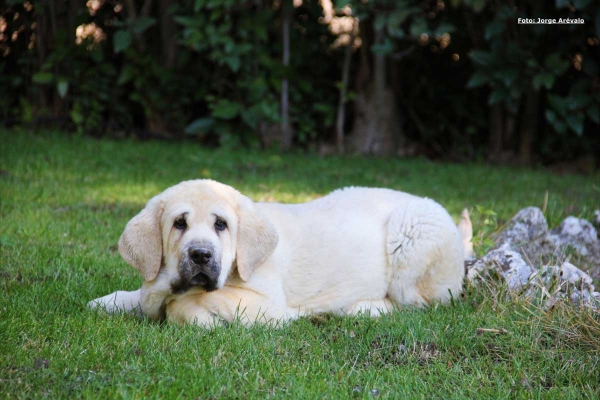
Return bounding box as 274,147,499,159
89,180,470,327
88,289,142,314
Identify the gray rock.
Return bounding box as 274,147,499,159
529,262,599,308
466,207,600,310
467,249,535,291
494,207,548,251
534,262,593,288
492,208,600,281
549,217,600,267
466,253,599,309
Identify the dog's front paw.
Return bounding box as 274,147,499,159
88,290,142,314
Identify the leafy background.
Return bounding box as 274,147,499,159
0,0,599,165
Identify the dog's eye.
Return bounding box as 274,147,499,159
214,218,227,231
174,218,187,230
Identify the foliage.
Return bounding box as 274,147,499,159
460,0,600,158
40,43,132,135
171,0,279,144
348,0,487,158
1,0,598,161
471,205,498,256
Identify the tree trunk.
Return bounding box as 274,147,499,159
519,88,539,165
125,0,153,52
68,0,82,44
350,15,399,156
52,0,64,117
335,18,357,154
488,104,504,162
47,0,58,40
159,0,177,68
280,0,293,151
34,5,49,111
364,21,386,153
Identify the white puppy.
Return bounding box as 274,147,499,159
89,180,472,326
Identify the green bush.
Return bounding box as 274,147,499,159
1,0,598,162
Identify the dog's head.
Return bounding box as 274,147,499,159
118,180,279,296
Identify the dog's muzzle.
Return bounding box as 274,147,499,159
188,246,219,288
173,243,221,294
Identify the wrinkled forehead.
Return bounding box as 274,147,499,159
161,185,235,222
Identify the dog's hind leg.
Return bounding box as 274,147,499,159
385,199,464,307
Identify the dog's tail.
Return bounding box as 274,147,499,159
457,208,474,259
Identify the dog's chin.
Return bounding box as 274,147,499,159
171,259,221,295
190,271,215,289
171,280,210,296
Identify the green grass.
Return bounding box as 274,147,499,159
1,129,599,399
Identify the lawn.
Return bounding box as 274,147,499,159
1,129,599,399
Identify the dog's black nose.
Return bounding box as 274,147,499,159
189,247,212,265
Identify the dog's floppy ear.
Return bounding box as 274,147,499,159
118,199,164,281
235,196,279,282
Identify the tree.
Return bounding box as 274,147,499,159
463,0,600,164
349,9,400,156
280,0,293,150
2,0,596,165
335,17,357,153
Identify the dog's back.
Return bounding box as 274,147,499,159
256,187,466,313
